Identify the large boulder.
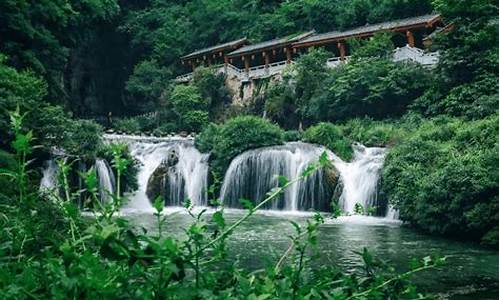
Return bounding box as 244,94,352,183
146,149,179,202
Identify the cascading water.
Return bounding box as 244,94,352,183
335,143,386,214
220,142,340,212
104,135,209,211
95,159,116,203
220,141,395,218
40,133,396,218
40,159,59,191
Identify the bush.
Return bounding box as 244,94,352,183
170,85,209,132
382,115,499,245
302,122,352,161
114,118,142,134
194,123,221,153
284,130,302,141
339,118,407,147
63,120,104,159
196,116,284,176
308,59,433,122
152,123,178,136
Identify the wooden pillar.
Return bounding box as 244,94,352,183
338,42,346,61
406,30,415,47
285,47,292,64
191,60,196,71
243,56,250,74
263,51,270,68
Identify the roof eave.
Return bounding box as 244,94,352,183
181,38,248,61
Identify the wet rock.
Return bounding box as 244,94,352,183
179,131,188,137
324,164,339,188
145,149,179,202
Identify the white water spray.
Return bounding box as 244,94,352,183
40,159,59,191
334,143,386,214
105,135,209,212
95,159,116,203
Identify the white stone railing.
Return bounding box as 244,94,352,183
326,56,351,68
393,45,439,66
175,46,439,82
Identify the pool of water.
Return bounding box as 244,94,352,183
123,208,498,299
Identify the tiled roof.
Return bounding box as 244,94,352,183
181,38,248,60
294,14,441,46
227,31,315,57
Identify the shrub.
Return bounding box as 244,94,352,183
114,118,142,133
308,59,433,122
170,85,209,132
152,123,178,136
194,123,221,153
302,122,352,161
339,118,406,147
284,130,302,141
382,115,499,245
196,116,284,175
63,120,104,159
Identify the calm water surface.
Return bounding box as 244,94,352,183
124,208,498,299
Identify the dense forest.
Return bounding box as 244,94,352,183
0,0,498,298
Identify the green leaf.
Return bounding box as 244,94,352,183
212,210,225,229
153,196,164,213
277,175,289,187
239,198,254,211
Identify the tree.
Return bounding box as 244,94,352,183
170,85,209,132
411,0,498,119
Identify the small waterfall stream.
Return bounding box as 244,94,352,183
335,143,386,214
105,135,209,211
95,159,116,203
40,159,59,191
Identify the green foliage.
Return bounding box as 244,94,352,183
308,59,433,121
114,117,142,134
349,32,395,59
339,118,408,147
196,116,284,176
303,122,353,161
411,0,498,119
294,48,330,123
126,59,172,112
0,0,120,104
194,123,221,153
283,130,302,141
382,115,499,245
192,66,232,121
170,85,209,132
63,120,104,159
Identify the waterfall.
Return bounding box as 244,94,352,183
95,159,116,203
105,135,209,211
41,133,395,218
386,206,399,219
335,143,386,214
220,142,339,212
220,142,393,217
40,159,59,191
